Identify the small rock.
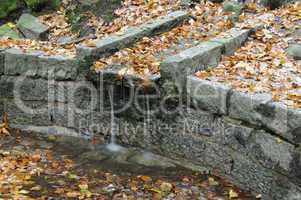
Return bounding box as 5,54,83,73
128,152,176,168
57,36,75,45
101,184,117,194
180,0,192,7
223,1,243,14
79,151,108,161
17,13,49,40
286,44,301,60
0,23,21,39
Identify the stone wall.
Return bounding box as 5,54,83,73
1,11,301,200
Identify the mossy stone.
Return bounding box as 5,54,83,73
223,1,243,14
17,13,49,40
0,24,21,39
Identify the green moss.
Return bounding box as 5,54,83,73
24,0,46,10
24,0,60,11
0,0,18,19
65,0,122,35
0,24,21,39
50,0,60,10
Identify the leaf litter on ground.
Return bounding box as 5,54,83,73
195,2,301,108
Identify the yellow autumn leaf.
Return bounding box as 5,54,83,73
229,189,239,198
7,22,16,28
208,177,219,186
19,190,30,194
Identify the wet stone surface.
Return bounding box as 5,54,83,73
0,130,258,199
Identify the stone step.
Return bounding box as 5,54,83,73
76,10,189,61
160,27,254,85
3,48,80,81
88,27,254,87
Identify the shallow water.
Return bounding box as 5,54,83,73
0,130,258,199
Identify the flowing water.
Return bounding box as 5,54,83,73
106,85,124,152
143,94,151,146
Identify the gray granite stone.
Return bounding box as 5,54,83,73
17,14,49,40
0,48,5,75
212,28,251,55
257,102,301,144
0,76,97,107
160,41,223,94
187,76,231,115
0,76,49,101
0,98,4,115
3,99,52,126
286,44,301,60
229,91,273,126
222,117,254,153
76,10,188,60
161,41,223,79
249,130,297,174
4,48,79,80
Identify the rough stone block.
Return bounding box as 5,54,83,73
76,10,188,60
212,28,251,55
50,102,110,132
0,98,4,115
222,117,254,153
17,13,49,40
187,76,231,115
77,27,148,60
249,130,301,177
0,76,98,112
4,99,52,126
11,125,86,138
160,41,223,90
0,48,4,75
4,48,79,80
227,151,301,200
289,108,301,144
140,10,188,35
0,76,49,101
256,102,301,144
229,91,272,126
286,44,301,60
